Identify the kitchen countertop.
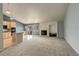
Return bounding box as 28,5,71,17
16,32,24,33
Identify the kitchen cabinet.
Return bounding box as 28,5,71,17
3,21,16,48
3,38,12,48
11,22,16,27
3,32,11,39
12,33,16,45
3,21,16,28
7,21,11,28
3,21,7,25
3,21,11,28
3,32,12,48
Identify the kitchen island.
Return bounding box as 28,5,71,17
16,32,24,44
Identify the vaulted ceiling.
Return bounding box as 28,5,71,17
3,3,69,24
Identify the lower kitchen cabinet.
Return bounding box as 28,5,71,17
3,38,12,48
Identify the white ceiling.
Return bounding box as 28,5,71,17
3,3,69,24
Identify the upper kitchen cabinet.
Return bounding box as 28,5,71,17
11,22,16,27
3,21,11,29
3,15,11,29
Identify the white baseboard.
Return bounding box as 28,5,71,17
66,39,79,55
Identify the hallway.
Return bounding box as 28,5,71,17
0,35,78,56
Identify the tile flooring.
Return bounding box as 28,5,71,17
0,35,78,56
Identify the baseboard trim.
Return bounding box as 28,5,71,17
65,39,79,55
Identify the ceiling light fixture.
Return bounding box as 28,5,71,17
5,3,11,14
5,3,15,20
6,10,11,14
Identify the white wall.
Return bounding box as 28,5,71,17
64,4,79,54
49,23,57,33
0,4,3,50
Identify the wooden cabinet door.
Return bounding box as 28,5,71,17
11,22,16,27
12,33,16,45
3,21,7,25
3,38,12,48
3,21,11,28
3,32,7,39
3,32,11,39
7,21,11,28
3,32,12,48
3,32,8,39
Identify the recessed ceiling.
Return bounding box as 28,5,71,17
3,3,69,24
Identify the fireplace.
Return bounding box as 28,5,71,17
41,30,47,35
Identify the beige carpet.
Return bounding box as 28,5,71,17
0,35,78,56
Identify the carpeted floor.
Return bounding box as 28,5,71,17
0,35,78,56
